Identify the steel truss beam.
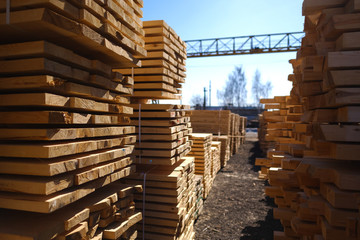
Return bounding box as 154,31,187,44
185,32,304,58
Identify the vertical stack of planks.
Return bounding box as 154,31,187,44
190,110,231,136
257,0,360,239
0,0,147,239
188,133,213,199
193,175,204,220
212,135,231,167
116,19,196,239
129,104,192,165
229,113,247,155
117,20,187,100
122,157,196,240
210,141,222,179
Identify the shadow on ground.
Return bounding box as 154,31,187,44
248,139,265,173
240,208,282,240
241,141,283,240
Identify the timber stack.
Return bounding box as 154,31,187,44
190,110,246,167
229,113,247,155
122,157,196,240
0,0,146,239
257,0,360,239
129,103,192,166
118,19,196,239
193,175,204,220
117,20,187,100
210,141,222,179
187,133,213,199
212,135,231,167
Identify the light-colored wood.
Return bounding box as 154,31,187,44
0,138,131,158
0,8,140,67
103,212,142,239
302,0,347,15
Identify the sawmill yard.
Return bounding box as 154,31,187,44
1,0,360,240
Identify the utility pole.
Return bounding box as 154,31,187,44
209,80,211,107
203,87,207,110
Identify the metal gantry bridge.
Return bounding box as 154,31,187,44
185,32,304,58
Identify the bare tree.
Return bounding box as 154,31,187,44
190,94,203,109
252,69,262,106
262,81,273,99
252,69,273,108
217,66,247,107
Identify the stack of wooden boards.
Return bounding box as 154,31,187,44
0,0,146,66
118,18,196,239
129,104,192,166
0,0,148,239
210,141,221,179
0,183,143,240
190,110,232,136
190,110,246,165
122,157,196,240
117,20,187,100
212,135,231,167
257,0,360,239
257,96,303,161
193,175,204,221
187,133,213,199
229,113,247,155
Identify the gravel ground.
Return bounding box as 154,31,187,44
194,136,283,240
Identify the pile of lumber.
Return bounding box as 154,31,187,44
212,135,231,167
229,114,247,155
0,183,143,240
190,110,246,164
0,0,147,239
120,19,196,239
256,104,300,154
188,133,213,199
0,0,146,66
210,141,222,178
193,175,204,221
190,110,232,135
122,157,196,240
118,20,187,100
130,104,192,165
257,0,360,239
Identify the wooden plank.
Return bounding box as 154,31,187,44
318,124,360,142
133,75,174,84
338,106,360,122
0,92,133,114
328,51,360,68
133,90,180,99
336,31,360,50
326,88,360,106
320,183,360,209
322,13,360,40
329,70,360,87
0,126,134,140
103,212,142,239
0,137,131,158
302,0,347,15
0,111,129,125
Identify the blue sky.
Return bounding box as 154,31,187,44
142,0,304,106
